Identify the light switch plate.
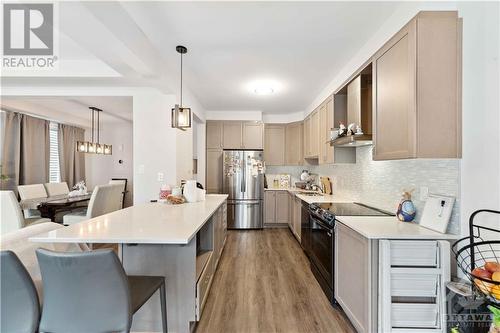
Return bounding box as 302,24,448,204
157,172,164,182
420,186,429,201
138,164,145,174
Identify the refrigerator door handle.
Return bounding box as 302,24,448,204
241,154,246,193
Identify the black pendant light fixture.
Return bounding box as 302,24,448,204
76,107,112,155
171,45,192,130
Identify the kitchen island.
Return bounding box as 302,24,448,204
31,194,229,333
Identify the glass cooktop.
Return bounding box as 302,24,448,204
316,202,395,217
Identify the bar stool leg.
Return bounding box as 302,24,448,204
160,280,167,333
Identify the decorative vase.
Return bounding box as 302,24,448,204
397,190,416,222
183,180,198,203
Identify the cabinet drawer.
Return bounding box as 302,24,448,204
391,272,439,297
390,240,438,267
196,253,214,320
391,303,438,328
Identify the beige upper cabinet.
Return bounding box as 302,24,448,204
325,97,335,163
222,122,243,149
285,122,303,165
243,122,264,149
319,97,334,165
373,11,462,160
347,76,362,128
303,116,311,158
206,121,223,149
310,109,320,157
220,121,264,150
264,125,286,166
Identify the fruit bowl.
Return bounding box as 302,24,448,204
453,209,500,307
454,238,500,305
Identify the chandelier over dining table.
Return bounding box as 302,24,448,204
76,106,112,155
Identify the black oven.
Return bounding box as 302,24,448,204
300,200,311,255
308,210,335,304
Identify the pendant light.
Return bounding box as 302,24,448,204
76,107,112,155
171,45,191,130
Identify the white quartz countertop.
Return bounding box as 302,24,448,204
336,216,458,240
30,194,228,245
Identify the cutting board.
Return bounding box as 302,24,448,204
320,177,332,194
419,194,455,233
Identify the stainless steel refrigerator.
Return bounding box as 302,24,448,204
223,150,264,229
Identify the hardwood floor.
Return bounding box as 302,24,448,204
196,229,355,333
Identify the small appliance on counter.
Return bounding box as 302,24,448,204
305,202,395,304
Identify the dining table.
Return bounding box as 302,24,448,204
20,193,92,222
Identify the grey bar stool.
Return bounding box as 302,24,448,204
0,250,40,333
36,248,167,333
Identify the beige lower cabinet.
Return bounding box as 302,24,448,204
335,222,376,333
292,196,301,241
206,149,223,193
372,11,462,160
264,190,289,226
335,222,451,333
196,203,227,320
288,192,294,230
264,125,286,165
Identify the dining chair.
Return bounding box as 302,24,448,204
0,191,51,235
62,184,122,225
17,184,48,218
109,178,127,209
44,182,70,197
1,250,40,333
36,248,167,333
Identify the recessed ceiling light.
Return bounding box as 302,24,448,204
254,87,274,95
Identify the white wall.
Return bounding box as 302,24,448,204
85,119,133,206
457,2,500,234
132,91,177,203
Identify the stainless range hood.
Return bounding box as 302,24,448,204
329,134,373,147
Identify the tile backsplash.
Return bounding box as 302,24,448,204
267,146,461,234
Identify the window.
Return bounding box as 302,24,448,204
49,122,60,183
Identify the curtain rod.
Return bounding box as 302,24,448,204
0,108,86,131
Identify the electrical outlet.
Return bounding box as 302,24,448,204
420,186,429,201
138,164,145,174
157,172,164,182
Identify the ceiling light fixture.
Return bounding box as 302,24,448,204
248,79,282,96
76,107,112,155
171,45,192,131
254,87,274,95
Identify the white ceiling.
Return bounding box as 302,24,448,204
0,96,133,128
1,1,401,115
